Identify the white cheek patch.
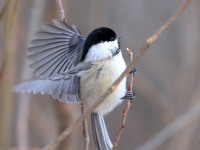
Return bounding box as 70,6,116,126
85,39,119,62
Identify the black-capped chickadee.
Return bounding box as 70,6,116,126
15,20,135,150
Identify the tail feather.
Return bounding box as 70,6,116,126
91,113,113,150
100,114,113,148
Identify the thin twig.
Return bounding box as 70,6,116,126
0,1,12,79
55,0,66,23
0,59,6,80
42,0,192,149
112,48,136,150
56,2,89,148
55,1,90,148
0,0,9,21
81,104,90,150
16,1,46,148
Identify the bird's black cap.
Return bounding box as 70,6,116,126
81,27,117,61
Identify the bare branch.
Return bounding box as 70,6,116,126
55,0,66,23
0,0,19,149
112,48,136,150
0,59,6,80
0,1,9,21
55,1,90,149
16,1,46,148
42,0,192,149
81,104,90,150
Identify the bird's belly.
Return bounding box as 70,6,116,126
80,53,126,115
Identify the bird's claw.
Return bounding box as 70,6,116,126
121,92,136,100
130,67,137,74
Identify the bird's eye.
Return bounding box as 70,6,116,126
110,37,115,41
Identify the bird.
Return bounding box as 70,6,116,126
14,19,135,150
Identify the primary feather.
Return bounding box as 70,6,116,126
15,20,85,103
29,19,85,78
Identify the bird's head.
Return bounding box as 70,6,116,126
81,27,120,62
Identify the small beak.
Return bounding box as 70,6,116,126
117,36,121,40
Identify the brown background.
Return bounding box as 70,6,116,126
0,0,200,150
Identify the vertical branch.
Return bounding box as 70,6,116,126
0,0,19,149
112,48,136,150
55,0,90,149
0,1,9,80
0,57,6,79
55,0,66,23
0,1,10,79
81,104,90,150
16,0,46,148
0,1,9,21
54,1,72,149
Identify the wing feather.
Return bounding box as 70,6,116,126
14,77,81,103
20,20,86,103
29,19,85,78
31,38,70,46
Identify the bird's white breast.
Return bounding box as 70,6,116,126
80,52,126,115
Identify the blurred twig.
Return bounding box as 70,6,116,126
0,0,9,21
42,0,191,149
0,0,10,79
54,1,77,149
0,0,19,149
112,48,136,150
16,0,46,148
0,59,6,80
81,104,90,150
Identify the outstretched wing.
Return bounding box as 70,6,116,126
14,77,81,103
15,20,86,103
14,62,92,103
28,19,85,78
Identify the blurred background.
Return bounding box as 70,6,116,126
0,0,199,150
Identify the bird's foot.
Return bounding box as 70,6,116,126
121,92,136,100
130,67,137,74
